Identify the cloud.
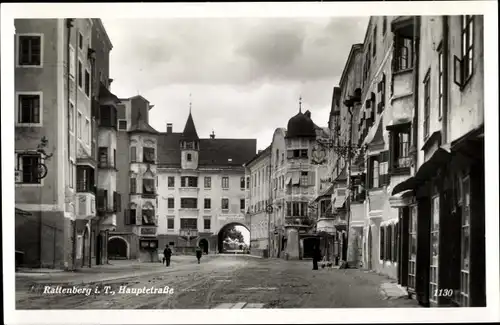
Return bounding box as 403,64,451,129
103,16,368,149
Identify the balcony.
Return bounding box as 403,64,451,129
140,226,158,237
179,186,199,195
76,192,96,219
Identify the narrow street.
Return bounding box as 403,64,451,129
16,255,420,309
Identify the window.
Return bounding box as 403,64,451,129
394,35,414,72
98,147,108,167
204,198,211,209
69,46,75,77
222,177,229,189
126,208,136,225
85,119,90,144
180,198,197,209
377,74,386,113
180,218,197,230
221,198,229,210
300,171,308,186
130,146,137,162
382,16,387,35
459,15,474,86
167,198,175,209
78,32,83,50
186,153,192,162
69,160,74,188
167,218,174,229
113,149,116,168
130,177,137,193
118,120,127,130
84,69,90,97
100,105,117,128
369,157,380,188
438,43,444,119
408,205,417,290
386,224,393,261
78,60,83,88
423,70,431,139
17,154,41,184
143,178,155,194
204,218,211,230
69,102,74,132
380,226,385,260
287,149,308,159
17,94,41,125
460,176,471,306
142,209,156,225
143,147,155,164
429,195,440,303
372,27,377,57
204,177,211,188
181,176,198,188
246,176,250,189
76,165,95,192
18,35,41,66
286,201,308,217
240,199,245,210
168,176,175,187
240,177,245,189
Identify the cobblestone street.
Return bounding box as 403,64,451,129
16,255,420,309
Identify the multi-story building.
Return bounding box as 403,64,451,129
269,104,329,260
155,111,257,255
14,18,114,269
391,15,485,307
244,146,272,257
109,95,159,262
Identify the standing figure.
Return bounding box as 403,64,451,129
164,245,172,267
312,245,322,270
195,246,203,264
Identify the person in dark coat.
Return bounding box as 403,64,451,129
163,245,172,267
312,245,322,270
195,246,203,264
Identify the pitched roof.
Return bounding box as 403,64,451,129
244,145,271,167
157,133,257,168
181,112,199,140
128,120,159,134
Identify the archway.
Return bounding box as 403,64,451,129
217,222,249,254
198,238,209,254
108,236,129,259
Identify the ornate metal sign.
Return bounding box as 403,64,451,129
311,143,327,165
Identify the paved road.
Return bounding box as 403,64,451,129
16,255,420,309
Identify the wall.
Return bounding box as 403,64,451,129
115,130,131,231
270,128,287,231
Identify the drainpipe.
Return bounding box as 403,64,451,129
442,16,449,144
412,16,420,169
66,18,76,270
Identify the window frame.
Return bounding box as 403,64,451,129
84,67,91,98
78,59,84,90
221,198,229,210
16,91,43,127
180,197,198,209
16,33,43,68
460,15,475,87
203,218,211,230
167,176,175,188
117,119,128,131
167,197,175,209
240,198,245,211
16,152,44,186
204,198,211,210
222,176,229,189
76,165,95,193
437,42,444,120
129,177,137,194
167,217,175,230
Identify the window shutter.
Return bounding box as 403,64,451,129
308,171,316,186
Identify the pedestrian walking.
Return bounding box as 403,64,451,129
195,246,203,264
312,245,322,270
163,245,172,267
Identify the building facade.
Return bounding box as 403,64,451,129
155,113,257,255
14,18,115,269
391,15,485,307
244,146,272,257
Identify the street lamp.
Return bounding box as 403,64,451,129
316,91,362,267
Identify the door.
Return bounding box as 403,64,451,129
96,234,102,265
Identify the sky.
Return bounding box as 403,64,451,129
102,17,368,150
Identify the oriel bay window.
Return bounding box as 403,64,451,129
142,206,156,225
393,34,414,72
180,218,197,230
180,198,197,209
143,147,155,164
76,165,95,193
286,201,308,217
142,178,155,195
460,176,471,306
388,124,411,173
181,176,198,188
287,149,308,159
98,147,113,168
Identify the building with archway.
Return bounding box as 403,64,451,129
154,107,256,254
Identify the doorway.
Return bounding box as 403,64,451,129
199,238,209,254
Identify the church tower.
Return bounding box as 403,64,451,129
180,98,199,170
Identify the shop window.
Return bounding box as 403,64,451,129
429,195,440,304
460,176,471,306
408,205,418,290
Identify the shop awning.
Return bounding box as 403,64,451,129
389,189,416,208
334,188,347,208
291,171,300,185
313,184,334,203
392,146,452,195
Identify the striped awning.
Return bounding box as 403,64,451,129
334,189,347,208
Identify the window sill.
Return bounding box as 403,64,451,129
16,64,43,68
16,182,43,187
16,123,43,128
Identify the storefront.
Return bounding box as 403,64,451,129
392,126,485,307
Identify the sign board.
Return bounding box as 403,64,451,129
218,214,245,223
140,227,157,236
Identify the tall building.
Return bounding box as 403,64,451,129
14,18,116,269
109,95,160,262
154,111,256,255
269,104,330,260
244,146,272,257
391,15,485,307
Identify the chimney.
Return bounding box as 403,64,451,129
210,130,215,139
166,123,173,134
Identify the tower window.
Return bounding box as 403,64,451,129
187,153,192,161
